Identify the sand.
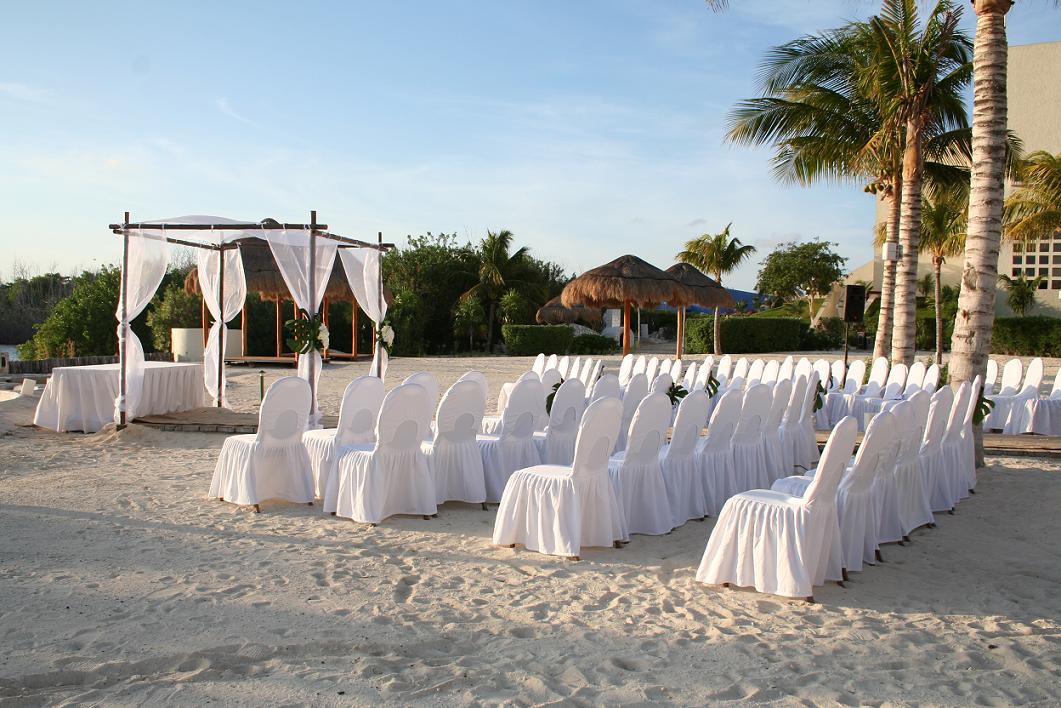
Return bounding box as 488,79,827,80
2,355,1060,705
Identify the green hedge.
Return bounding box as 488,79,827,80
570,333,619,355
502,324,574,356
685,315,804,354
991,316,1061,356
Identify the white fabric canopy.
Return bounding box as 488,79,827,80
196,248,246,406
339,247,389,380
269,229,338,423
114,232,169,422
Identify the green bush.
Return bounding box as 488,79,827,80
685,315,804,354
570,333,619,355
502,324,574,356
991,316,1061,356
639,309,678,333
915,317,954,352
146,283,202,352
801,316,844,350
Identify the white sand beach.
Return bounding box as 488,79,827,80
2,356,1060,705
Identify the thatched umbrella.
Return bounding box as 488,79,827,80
666,263,735,358
535,296,603,329
561,254,695,355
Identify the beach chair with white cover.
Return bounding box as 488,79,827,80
796,371,822,468
731,384,773,494
556,355,570,380
731,357,750,385
715,355,732,387
779,356,795,382
891,391,934,536
303,376,384,511
661,390,712,527
424,380,487,506
617,354,635,387
940,378,980,503
670,358,683,382
486,370,538,434
779,375,809,476
850,363,907,427
919,385,954,513
614,373,647,453
696,388,742,514
545,353,558,372
492,397,625,558
746,359,765,386
983,358,999,396
631,355,647,379
932,382,971,512
682,362,698,391
763,379,792,482
608,392,674,536
210,376,314,512
457,370,488,401
988,358,1042,431
478,378,545,502
696,416,857,601
532,353,546,376
1008,367,1061,435
651,372,673,395
403,372,440,416
921,363,940,394
794,357,812,382
984,358,1023,429
579,358,596,388
533,378,586,465
829,360,846,391
903,361,927,397
334,383,436,524
589,373,620,403
825,359,864,425
645,357,660,383
761,359,780,386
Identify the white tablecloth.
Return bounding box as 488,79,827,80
34,361,205,433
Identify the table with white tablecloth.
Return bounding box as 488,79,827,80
33,361,205,433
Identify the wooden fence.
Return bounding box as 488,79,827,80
10,352,172,375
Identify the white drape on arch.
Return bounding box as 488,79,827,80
114,231,169,423
338,248,389,380
196,248,247,406
268,230,338,422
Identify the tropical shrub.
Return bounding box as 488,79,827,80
991,316,1061,356
501,325,574,356
146,283,202,352
570,333,619,355
685,315,804,354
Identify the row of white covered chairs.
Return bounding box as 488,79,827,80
823,357,941,430
982,357,1053,434
698,374,982,600
530,353,604,391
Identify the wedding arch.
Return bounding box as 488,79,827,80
110,212,393,428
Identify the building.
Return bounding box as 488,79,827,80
823,40,1061,322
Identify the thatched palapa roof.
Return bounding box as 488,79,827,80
184,238,393,305
535,296,603,328
665,263,735,309
560,254,695,309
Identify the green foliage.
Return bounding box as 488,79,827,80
915,317,954,352
675,223,756,285
146,283,202,352
666,383,688,407
285,309,327,354
1004,151,1061,242
705,374,720,398
545,380,562,414
801,316,844,350
685,315,805,354
991,317,1061,356
388,289,427,356
569,333,619,355
501,325,574,356
453,296,486,352
998,273,1042,317
639,309,678,333
499,289,534,325
0,271,73,344
18,267,155,358
755,240,846,316
973,390,994,426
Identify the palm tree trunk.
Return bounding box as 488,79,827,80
934,257,944,366
487,301,496,353
890,118,924,366
713,272,723,355
950,0,1011,469
873,177,902,359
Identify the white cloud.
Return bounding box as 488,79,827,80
216,97,256,126
0,81,49,102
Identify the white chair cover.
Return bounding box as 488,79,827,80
716,355,733,386
794,357,811,381
608,393,673,536
796,372,822,468
534,378,586,465
304,376,385,512
478,379,544,502
335,383,436,524
1007,369,1061,434
830,360,846,391
919,386,955,513
875,402,910,544
936,382,972,510
921,363,941,394
589,373,620,403
892,392,934,534
568,357,582,383
731,383,773,494
904,361,927,395
209,377,314,508
457,370,489,402
486,371,539,434
492,397,624,557
579,358,596,389
983,358,999,396
557,355,571,380
761,359,780,385
746,359,765,385
959,375,982,495
779,356,795,383
614,373,648,452
425,380,487,505
670,358,683,382
650,372,673,395
682,362,698,391
545,354,558,372
697,417,857,599
849,363,907,427
403,372,440,415
812,359,831,389
695,389,742,514
660,390,712,527
695,360,712,390
990,358,1043,430
863,357,889,397
618,354,635,387
779,375,809,476
532,353,546,375
645,357,660,383
763,379,792,482
631,355,647,378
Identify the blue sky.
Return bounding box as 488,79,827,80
2,1,1058,290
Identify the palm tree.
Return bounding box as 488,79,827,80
725,5,971,362
675,224,756,354
462,230,530,352
919,187,967,364
864,0,972,366
1004,151,1061,241
917,273,936,300
998,273,1042,316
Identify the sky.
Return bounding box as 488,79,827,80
1,1,1058,291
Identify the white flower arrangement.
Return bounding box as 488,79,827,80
376,322,395,354
319,322,330,351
